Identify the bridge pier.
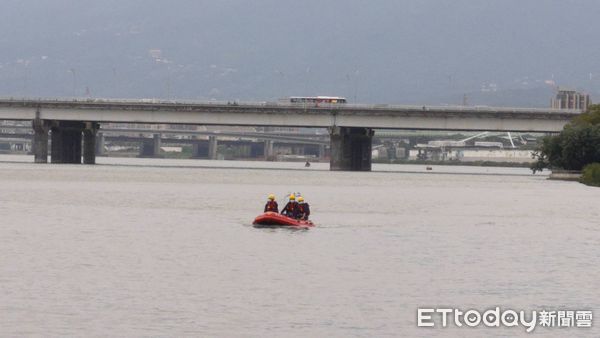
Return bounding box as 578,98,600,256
318,144,327,160
32,118,50,163
50,121,84,164
191,141,208,158
32,119,98,164
329,127,374,171
264,140,274,160
153,134,162,157
291,146,305,155
208,136,218,160
96,132,105,156
83,122,98,164
139,134,162,157
190,137,220,159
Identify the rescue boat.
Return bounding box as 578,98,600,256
252,212,315,229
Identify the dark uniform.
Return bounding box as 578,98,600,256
297,202,310,220
281,201,299,218
264,200,278,213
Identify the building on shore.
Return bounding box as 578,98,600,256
551,88,591,110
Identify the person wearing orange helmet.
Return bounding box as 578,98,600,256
264,194,279,213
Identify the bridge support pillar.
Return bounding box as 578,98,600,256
153,134,162,157
318,144,326,160
139,133,162,157
32,118,50,163
83,122,98,164
96,132,105,156
191,142,207,158
329,127,373,171
291,146,305,155
208,136,218,160
50,121,84,164
264,140,274,160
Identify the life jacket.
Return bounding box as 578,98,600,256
298,203,307,213
286,201,298,212
265,201,278,212
299,202,311,215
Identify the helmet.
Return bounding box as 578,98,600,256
289,194,295,200
268,194,275,200
298,196,304,202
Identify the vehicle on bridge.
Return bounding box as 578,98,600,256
288,96,347,105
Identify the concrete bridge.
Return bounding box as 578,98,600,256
1,125,329,144
0,98,580,170
0,128,327,160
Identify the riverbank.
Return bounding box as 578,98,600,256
374,158,532,168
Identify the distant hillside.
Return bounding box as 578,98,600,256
466,87,555,108
1,1,599,105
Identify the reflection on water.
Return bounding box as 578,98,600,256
0,155,598,337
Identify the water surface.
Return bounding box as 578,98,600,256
1,155,598,337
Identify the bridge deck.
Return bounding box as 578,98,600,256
0,98,581,132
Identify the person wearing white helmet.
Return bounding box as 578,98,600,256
264,194,279,213
297,196,310,220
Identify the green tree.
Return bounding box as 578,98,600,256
532,104,600,172
573,104,600,125
581,163,600,187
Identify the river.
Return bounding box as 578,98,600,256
1,155,598,337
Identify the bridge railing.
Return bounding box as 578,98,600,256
0,96,582,115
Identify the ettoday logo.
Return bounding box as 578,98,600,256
417,307,593,333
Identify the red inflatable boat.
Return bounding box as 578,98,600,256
252,212,315,229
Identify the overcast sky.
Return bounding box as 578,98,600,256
1,0,599,104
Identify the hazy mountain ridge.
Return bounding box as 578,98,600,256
1,0,598,105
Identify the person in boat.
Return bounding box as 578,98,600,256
264,194,279,213
297,196,310,220
281,194,299,218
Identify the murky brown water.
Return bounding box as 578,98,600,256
1,155,598,337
